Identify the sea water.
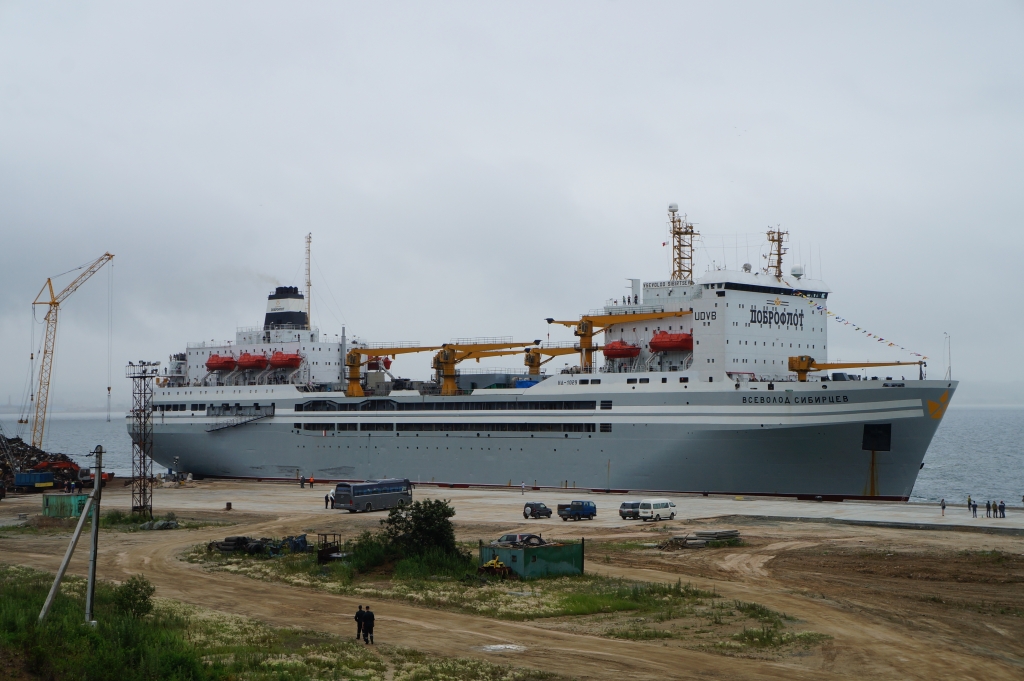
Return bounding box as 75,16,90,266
3,407,1022,505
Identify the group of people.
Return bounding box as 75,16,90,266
354,605,375,644
62,479,82,494
299,475,316,488
965,495,1009,518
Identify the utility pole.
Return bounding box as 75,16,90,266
84,445,103,625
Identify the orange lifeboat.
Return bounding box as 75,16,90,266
205,354,237,372
649,331,693,353
603,341,641,359
269,351,303,369
367,356,393,371
237,352,269,370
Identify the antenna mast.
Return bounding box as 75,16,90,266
669,204,698,283
304,233,312,329
764,226,788,278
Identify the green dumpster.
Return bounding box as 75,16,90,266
479,539,584,578
42,493,90,518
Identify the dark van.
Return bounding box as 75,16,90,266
619,501,641,519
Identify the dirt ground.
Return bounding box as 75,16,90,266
1,482,1021,680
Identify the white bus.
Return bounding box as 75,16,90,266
332,478,412,512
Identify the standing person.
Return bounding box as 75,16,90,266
967,494,972,512
999,501,1006,518
310,476,314,489
521,481,525,495
972,501,978,518
940,498,946,516
324,493,331,509
354,605,364,639
300,476,305,489
362,605,375,644
985,500,991,518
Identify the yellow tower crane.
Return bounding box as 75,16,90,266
432,340,541,396
344,344,442,398
546,310,692,371
788,356,925,382
30,252,115,448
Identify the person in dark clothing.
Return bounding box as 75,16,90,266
354,605,364,639
972,501,978,518
325,493,330,509
985,500,991,518
999,501,1006,518
362,605,374,644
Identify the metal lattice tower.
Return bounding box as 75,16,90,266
669,204,698,283
127,361,159,517
764,226,788,278
304,233,312,329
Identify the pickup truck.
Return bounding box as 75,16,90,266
557,500,596,521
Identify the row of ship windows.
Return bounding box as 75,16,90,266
726,341,819,348
293,422,602,433
295,400,599,412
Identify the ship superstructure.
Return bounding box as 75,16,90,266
141,208,953,500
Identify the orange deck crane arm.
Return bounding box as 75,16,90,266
30,252,114,448
788,356,925,382
547,310,692,370
524,346,583,375
432,341,541,396
344,345,442,397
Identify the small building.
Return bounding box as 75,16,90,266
42,493,90,518
478,540,585,579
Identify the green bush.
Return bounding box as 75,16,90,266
394,547,476,580
113,575,156,618
382,498,458,556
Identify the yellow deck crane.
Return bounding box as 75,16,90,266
344,344,442,397
546,310,693,371
788,355,926,382
30,252,115,448
523,344,585,375
432,340,541,396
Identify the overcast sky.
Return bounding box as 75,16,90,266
1,1,1021,416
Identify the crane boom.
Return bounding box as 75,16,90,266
433,341,540,396
30,253,114,449
547,310,692,370
788,355,925,382
344,345,443,397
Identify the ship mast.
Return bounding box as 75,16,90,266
304,233,312,329
764,225,788,278
669,204,698,283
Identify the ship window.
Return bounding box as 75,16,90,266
600,423,613,432
591,379,601,385
679,377,688,383
579,379,589,385
600,400,612,410
639,378,650,384
360,423,394,431
627,378,638,384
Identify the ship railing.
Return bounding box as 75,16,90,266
590,305,667,316
455,367,534,376
360,341,422,350
447,336,514,345
539,341,579,349
236,324,319,333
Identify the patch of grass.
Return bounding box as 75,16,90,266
734,600,793,627
394,547,476,581
706,538,744,548
732,626,831,648
608,624,674,640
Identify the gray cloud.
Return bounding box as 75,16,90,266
1,1,1021,414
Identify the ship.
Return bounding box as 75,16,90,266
137,209,955,501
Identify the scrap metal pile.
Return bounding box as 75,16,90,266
0,432,81,485
659,529,741,550
207,534,311,557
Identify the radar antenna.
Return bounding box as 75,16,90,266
668,204,698,283
764,225,788,278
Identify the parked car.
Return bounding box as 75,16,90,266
619,501,641,519
523,502,552,519
557,500,597,521
638,498,676,521
491,533,546,546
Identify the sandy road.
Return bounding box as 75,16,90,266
3,514,818,681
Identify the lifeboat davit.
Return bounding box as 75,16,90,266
205,354,237,372
237,352,269,370
649,331,693,353
603,341,641,359
269,351,303,369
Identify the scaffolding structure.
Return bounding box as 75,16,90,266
126,361,159,517
668,204,698,283
764,226,789,278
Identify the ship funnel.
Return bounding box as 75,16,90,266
265,286,309,329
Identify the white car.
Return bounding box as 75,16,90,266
638,498,676,521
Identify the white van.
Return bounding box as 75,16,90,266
638,498,676,521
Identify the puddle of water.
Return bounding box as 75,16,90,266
480,644,527,653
